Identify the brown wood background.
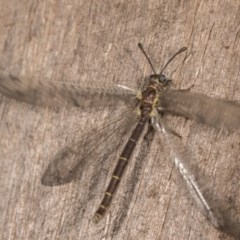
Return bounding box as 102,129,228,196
0,1,240,239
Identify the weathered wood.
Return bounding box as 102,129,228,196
0,0,240,239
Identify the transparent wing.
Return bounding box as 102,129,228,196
0,73,137,109
159,90,240,131
41,108,140,186
151,114,225,230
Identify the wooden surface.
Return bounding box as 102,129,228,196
0,1,240,239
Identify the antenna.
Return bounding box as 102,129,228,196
159,47,187,74
138,43,187,75
138,43,157,74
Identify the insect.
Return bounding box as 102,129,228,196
0,43,240,238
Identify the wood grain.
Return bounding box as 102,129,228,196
0,1,240,239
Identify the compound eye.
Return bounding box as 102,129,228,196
159,74,167,83
149,74,158,80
